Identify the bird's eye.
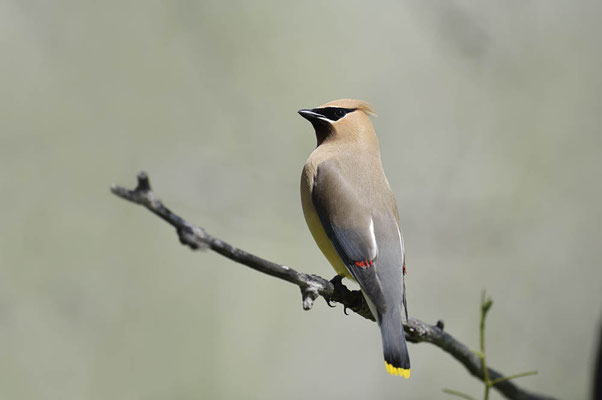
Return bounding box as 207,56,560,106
335,109,346,118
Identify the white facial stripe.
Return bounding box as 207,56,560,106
320,113,352,123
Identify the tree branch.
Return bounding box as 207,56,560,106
111,172,555,400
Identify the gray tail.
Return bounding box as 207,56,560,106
379,309,411,377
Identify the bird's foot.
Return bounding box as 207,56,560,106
329,275,353,315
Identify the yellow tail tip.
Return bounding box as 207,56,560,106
385,362,410,379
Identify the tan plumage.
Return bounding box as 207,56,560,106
299,99,410,378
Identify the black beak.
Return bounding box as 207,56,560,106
298,108,331,144
298,109,323,122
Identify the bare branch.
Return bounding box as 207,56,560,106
111,172,555,400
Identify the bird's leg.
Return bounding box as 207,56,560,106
329,274,360,316
324,275,345,308
330,274,345,287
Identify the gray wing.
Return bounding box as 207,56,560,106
312,160,389,315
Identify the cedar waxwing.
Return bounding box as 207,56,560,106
299,99,410,378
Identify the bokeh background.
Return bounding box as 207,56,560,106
1,1,601,399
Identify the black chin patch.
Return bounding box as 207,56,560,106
312,107,357,122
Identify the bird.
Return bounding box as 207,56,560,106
299,99,410,378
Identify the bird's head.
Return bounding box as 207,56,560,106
298,99,377,146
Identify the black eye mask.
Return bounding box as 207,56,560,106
311,107,357,121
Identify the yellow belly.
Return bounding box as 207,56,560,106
301,171,352,279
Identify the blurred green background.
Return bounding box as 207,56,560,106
1,1,601,399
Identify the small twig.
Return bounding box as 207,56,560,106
490,371,539,386
447,291,539,400
443,388,477,400
111,172,556,400
480,291,493,400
